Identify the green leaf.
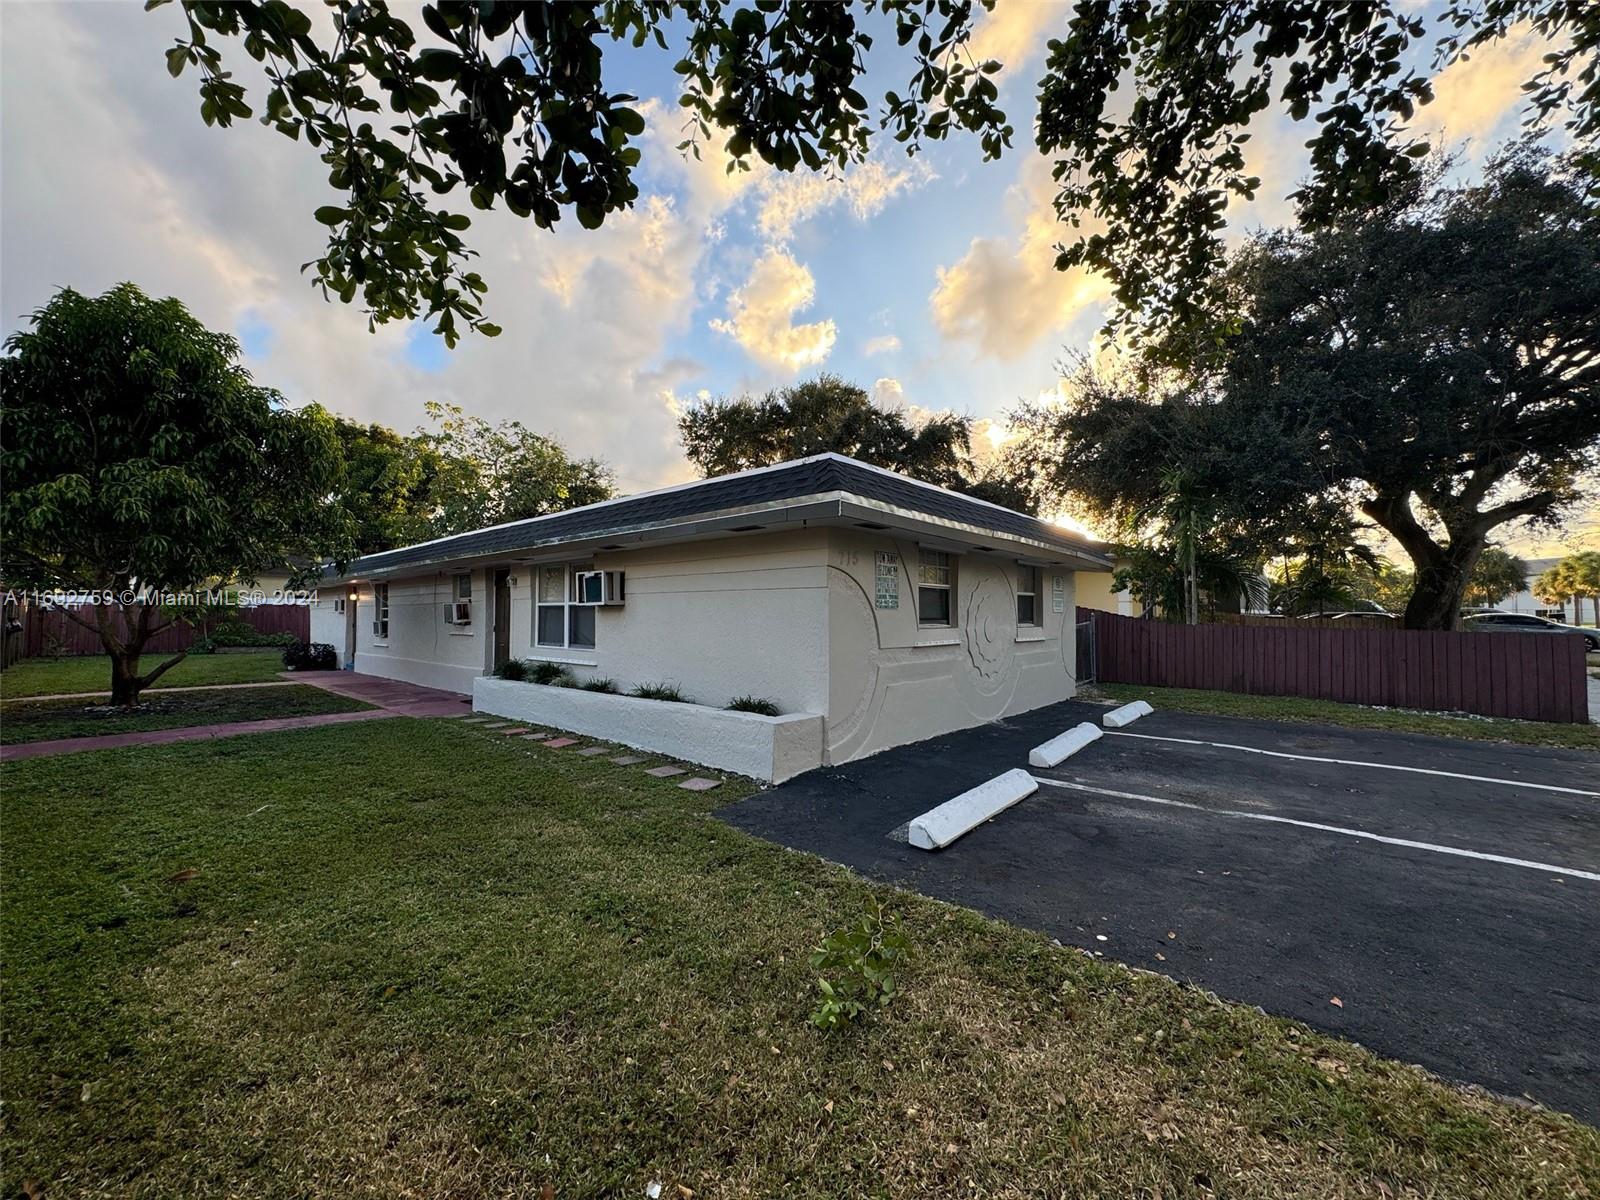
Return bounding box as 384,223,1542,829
416,48,461,82
313,206,349,226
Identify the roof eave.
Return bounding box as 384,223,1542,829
318,491,1111,583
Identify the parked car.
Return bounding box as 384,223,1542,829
1463,611,1600,652
1292,610,1396,622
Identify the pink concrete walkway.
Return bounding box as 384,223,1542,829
282,671,472,717
1,673,471,762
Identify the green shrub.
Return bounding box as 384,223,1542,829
282,641,337,671
580,677,619,693
189,637,218,656
549,673,578,687
631,681,687,702
809,902,908,1031
494,659,528,681
208,618,297,648
528,661,572,685
726,695,781,716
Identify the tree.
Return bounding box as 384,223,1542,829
1347,559,1415,616
150,0,1597,343
1018,149,1600,630
1465,548,1528,607
416,401,614,538
1212,149,1599,629
0,284,348,704
1571,552,1600,626
333,418,442,554
1536,551,1600,625
1115,540,1266,624
678,373,985,494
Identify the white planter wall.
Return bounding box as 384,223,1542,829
473,676,825,783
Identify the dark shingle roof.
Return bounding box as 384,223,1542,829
344,454,1106,575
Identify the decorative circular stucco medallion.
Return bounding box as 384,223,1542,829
963,573,1014,694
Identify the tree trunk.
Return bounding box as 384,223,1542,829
109,650,145,706
1362,492,1485,631
1401,561,1476,631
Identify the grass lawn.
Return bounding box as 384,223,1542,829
1091,682,1600,751
0,685,371,745
0,651,288,699
3,720,1594,1197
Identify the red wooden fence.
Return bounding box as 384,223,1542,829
1082,608,1590,724
5,604,309,661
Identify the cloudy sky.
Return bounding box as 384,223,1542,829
1,1,1592,557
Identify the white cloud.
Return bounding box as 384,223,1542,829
709,248,837,371
872,377,905,408
929,156,1113,359
967,0,1069,80
862,334,901,356
1414,22,1552,148
756,158,931,241
0,3,735,493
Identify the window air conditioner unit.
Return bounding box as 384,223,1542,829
576,570,626,606
449,600,472,625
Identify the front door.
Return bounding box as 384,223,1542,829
344,595,358,669
492,569,511,671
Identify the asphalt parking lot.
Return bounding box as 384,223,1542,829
719,699,1600,1124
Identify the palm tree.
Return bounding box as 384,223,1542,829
1465,548,1528,607
1534,562,1573,619
1536,553,1600,626
1115,467,1267,624
1567,552,1600,626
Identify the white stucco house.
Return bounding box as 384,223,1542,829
310,454,1111,780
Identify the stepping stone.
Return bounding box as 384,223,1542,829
543,737,578,748
679,777,723,792
644,765,686,778
577,746,609,756
481,722,513,729
462,717,491,724
499,727,532,735
520,732,547,740
610,754,647,765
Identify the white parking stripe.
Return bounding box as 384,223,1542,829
1101,731,1600,798
1030,776,1600,882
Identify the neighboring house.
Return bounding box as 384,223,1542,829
311,453,1111,774
1497,556,1584,623
1076,567,1143,617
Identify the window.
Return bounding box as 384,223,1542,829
535,563,597,650
371,583,389,640
1016,564,1040,626
917,549,954,626
334,597,345,615
448,573,472,625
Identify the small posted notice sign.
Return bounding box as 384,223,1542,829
875,551,899,610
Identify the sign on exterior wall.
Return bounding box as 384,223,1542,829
1052,574,1066,614
874,552,900,610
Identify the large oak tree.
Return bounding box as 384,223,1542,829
1016,149,1600,630
0,284,349,704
